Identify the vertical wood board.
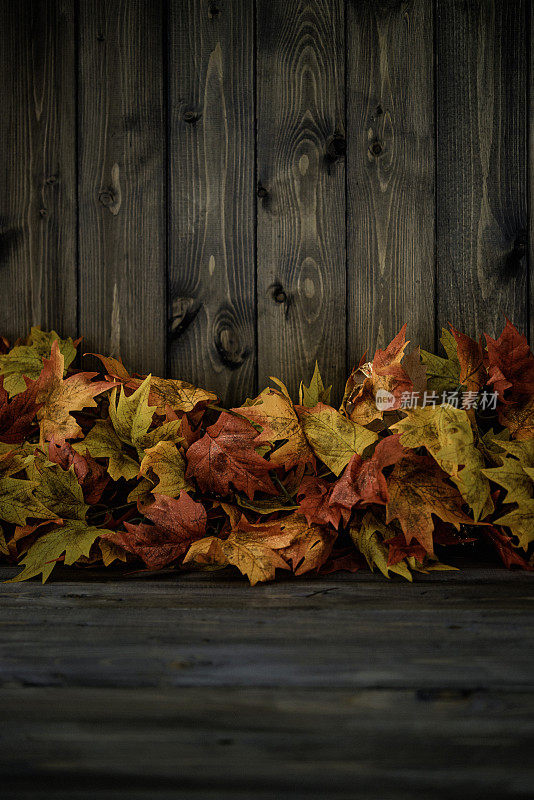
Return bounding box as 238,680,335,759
256,0,346,400
346,0,435,365
78,0,166,375
167,0,256,404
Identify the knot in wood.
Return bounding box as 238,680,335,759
326,134,346,162
272,285,287,304
370,140,383,157
208,3,220,18
183,110,201,124
257,185,268,199
98,190,115,207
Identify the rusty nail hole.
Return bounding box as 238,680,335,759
371,141,383,156
257,185,268,199
273,287,287,304
96,32,105,42
39,208,48,218
46,175,57,185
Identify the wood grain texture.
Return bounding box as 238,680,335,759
0,0,77,343
530,0,534,346
346,0,435,366
167,0,255,405
436,0,528,340
78,0,166,375
1,687,534,799
0,567,533,799
256,0,346,400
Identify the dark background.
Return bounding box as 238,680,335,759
0,0,530,404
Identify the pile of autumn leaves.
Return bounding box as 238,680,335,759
0,322,532,585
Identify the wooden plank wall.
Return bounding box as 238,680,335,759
0,0,531,403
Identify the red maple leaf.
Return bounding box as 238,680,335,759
185,412,276,500
330,435,407,524
485,320,534,399
48,438,109,505
0,378,40,444
105,491,207,570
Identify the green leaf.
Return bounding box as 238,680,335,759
34,463,88,521
8,521,109,583
350,512,412,581
0,327,77,396
0,477,56,526
74,420,139,481
299,404,378,476
299,362,332,407
420,328,460,394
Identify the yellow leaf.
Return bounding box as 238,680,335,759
139,441,190,496
350,512,412,581
299,403,377,475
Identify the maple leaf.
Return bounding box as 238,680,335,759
0,327,78,396
485,320,534,399
420,328,460,394
343,325,412,426
0,378,40,444
74,420,139,481
139,440,191,496
0,477,55,526
329,434,407,523
91,354,218,414
184,515,293,585
298,403,378,476
386,453,474,554
48,439,109,505
104,491,206,570
32,460,88,521
185,412,276,500
483,457,533,505
494,501,534,550
299,362,332,407
297,476,342,529
34,340,112,443
498,395,534,441
99,539,128,566
319,548,362,574
350,511,412,580
233,388,314,470
278,514,337,575
109,375,182,455
8,521,108,583
450,327,487,394
402,347,427,397
483,524,533,570
391,405,493,521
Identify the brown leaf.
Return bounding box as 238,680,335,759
185,412,276,500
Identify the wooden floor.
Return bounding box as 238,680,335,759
0,564,533,799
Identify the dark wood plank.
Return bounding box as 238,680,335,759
0,0,77,343
346,0,434,364
1,567,533,690
256,0,346,400
436,0,528,339
530,0,534,347
1,686,533,799
78,0,166,375
167,0,255,404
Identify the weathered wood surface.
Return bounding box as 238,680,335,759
256,0,346,398
1,566,533,798
0,0,77,343
168,0,255,404
436,0,528,340
346,0,435,362
78,0,166,375
1,0,532,399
